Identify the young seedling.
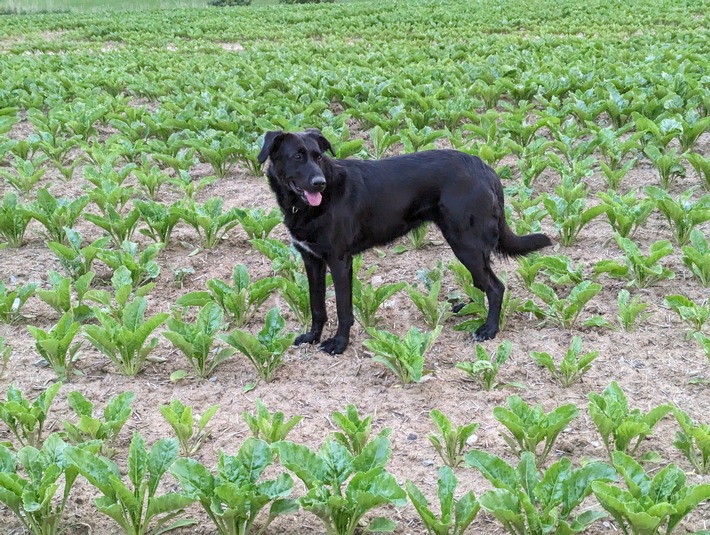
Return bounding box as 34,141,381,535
221,307,295,383
369,125,400,159
672,407,710,474
250,237,303,281
594,234,674,288
616,289,653,331
530,336,599,387
47,228,109,282
27,312,82,381
587,381,672,460
242,398,303,444
0,154,47,195
493,395,579,466
664,294,709,336
332,404,389,456
234,206,283,240
168,169,215,199
456,340,520,391
21,188,89,245
134,162,170,199
86,178,135,214
84,265,156,320
97,240,163,290
363,325,442,385
352,256,407,328
275,272,311,330
176,197,240,249
183,131,240,177
164,302,235,380
687,151,710,191
597,190,654,239
170,438,298,535
273,434,407,535
542,188,606,246
405,466,480,535
681,228,710,287
0,191,32,247
83,295,169,376
466,450,616,535
427,409,479,468
0,280,38,324
592,451,710,535
0,336,11,377
393,222,431,253
160,399,219,456
178,264,279,328
0,434,91,535
84,205,141,247
407,274,453,329
523,280,603,329
36,270,94,323
696,332,710,366
646,186,710,246
62,390,135,458
0,382,62,448
643,145,686,189
65,433,196,535
135,199,182,247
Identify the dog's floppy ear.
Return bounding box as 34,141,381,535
258,130,285,164
305,128,336,156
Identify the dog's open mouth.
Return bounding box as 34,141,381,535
290,182,323,207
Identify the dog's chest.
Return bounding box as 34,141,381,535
290,234,322,259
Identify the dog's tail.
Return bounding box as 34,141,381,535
493,173,553,257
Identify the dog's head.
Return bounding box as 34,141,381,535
258,129,335,207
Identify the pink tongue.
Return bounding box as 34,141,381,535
304,191,322,206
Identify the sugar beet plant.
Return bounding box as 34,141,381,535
0,280,38,324
243,398,302,444
332,404,388,456
160,399,219,456
681,228,710,287
0,382,61,448
530,336,599,387
352,256,406,328
456,340,521,390
427,409,479,468
672,407,710,474
176,197,240,249
27,312,82,381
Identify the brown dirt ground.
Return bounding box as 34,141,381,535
0,122,709,534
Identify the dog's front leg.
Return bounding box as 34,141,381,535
320,255,353,355
294,253,327,346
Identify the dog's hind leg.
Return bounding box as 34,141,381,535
442,226,505,341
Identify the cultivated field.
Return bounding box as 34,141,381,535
0,0,709,533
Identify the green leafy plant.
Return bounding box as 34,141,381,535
681,228,710,287
221,307,296,383
243,398,303,444
643,145,686,189
273,434,407,535
135,199,182,247
687,151,710,191
493,395,579,466
134,162,170,199
170,438,298,535
183,131,240,178
352,256,406,328
21,188,89,245
47,228,109,282
64,433,196,535
84,205,141,248
0,191,32,247
177,197,240,249
97,240,163,290
0,434,89,535
646,186,710,246
275,272,311,330
27,312,82,381
0,382,62,448
466,450,616,535
363,325,441,385
587,381,672,459
405,466,480,535
523,280,602,329
235,207,283,240
368,125,400,159
594,235,675,288
164,302,235,380
0,336,11,377
406,270,453,329
591,451,710,535
672,407,710,474
0,279,38,324
427,409,479,468
36,270,94,324
0,154,47,195
84,265,156,320
664,294,709,336
83,295,169,376
616,289,653,331
62,390,135,458
160,399,219,456
250,238,303,281
542,189,606,246
177,264,279,327
455,340,520,391
331,404,389,456
530,336,599,387
393,222,431,253
597,190,654,239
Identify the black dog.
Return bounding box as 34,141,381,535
258,129,552,355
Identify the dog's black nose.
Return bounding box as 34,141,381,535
310,176,326,190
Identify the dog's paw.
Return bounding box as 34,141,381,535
319,337,348,355
474,323,499,342
294,332,320,346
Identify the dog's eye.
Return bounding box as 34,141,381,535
294,153,302,160
316,154,323,161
